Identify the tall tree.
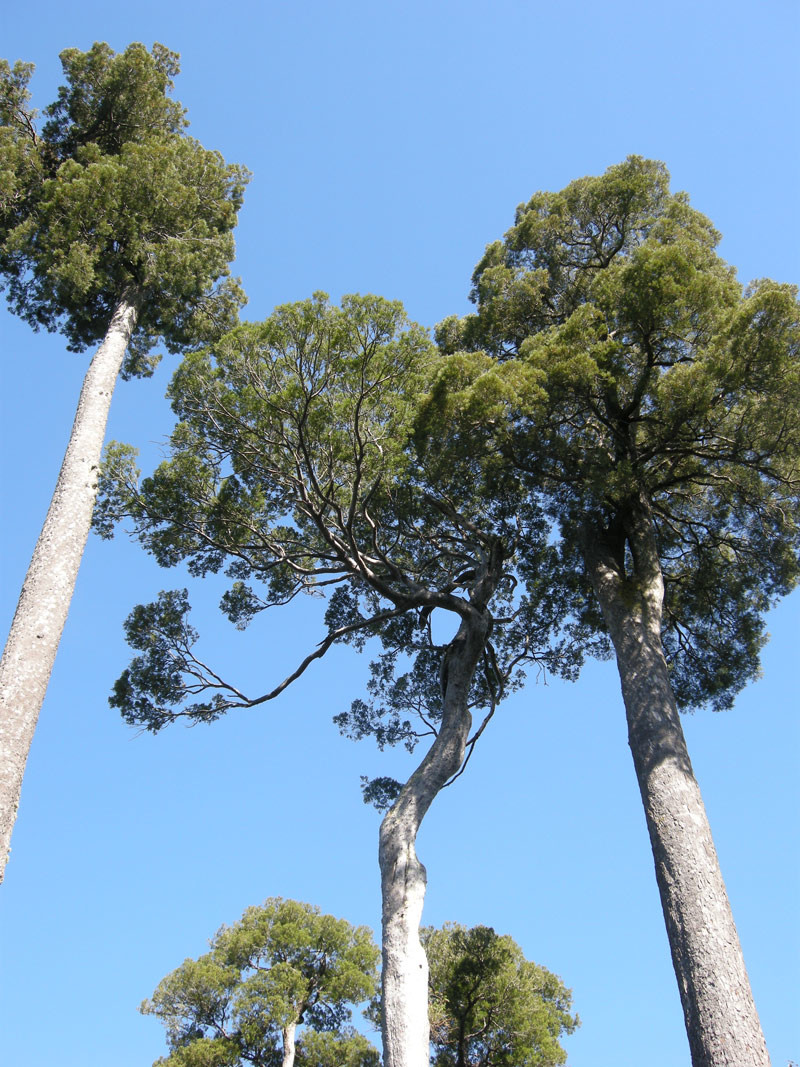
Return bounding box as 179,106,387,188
424,156,800,1065
423,923,578,1067
97,293,584,1067
0,43,248,882
142,897,381,1067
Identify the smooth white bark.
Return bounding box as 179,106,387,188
379,611,491,1067
281,1021,297,1067
585,504,770,1066
0,294,139,883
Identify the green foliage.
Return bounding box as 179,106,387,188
423,157,800,710
358,775,403,812
109,589,230,731
295,1028,380,1067
0,41,248,360
142,898,380,1067
41,42,186,161
100,293,585,738
98,291,434,589
0,60,41,241
422,923,578,1067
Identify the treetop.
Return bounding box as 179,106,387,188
42,41,187,164
143,897,380,1067
423,922,578,1067
0,41,249,361
422,157,800,710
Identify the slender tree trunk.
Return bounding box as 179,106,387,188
456,1016,468,1067
379,611,490,1067
281,1021,297,1067
584,503,769,1067
0,292,140,884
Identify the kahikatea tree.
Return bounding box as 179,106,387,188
97,294,585,1067
0,43,248,882
423,923,578,1067
142,897,381,1067
424,157,799,1066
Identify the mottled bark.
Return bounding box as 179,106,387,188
281,1021,297,1067
379,609,492,1067
0,292,140,883
584,500,769,1067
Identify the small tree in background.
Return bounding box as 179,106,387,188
0,42,248,882
423,923,578,1067
142,898,380,1067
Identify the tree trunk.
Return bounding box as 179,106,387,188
0,292,140,884
584,504,770,1067
281,1021,297,1067
379,611,490,1067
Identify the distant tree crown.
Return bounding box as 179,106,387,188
422,922,579,1067
0,41,249,365
142,897,381,1067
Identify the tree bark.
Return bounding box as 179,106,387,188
379,610,491,1067
0,292,140,884
584,501,770,1067
281,1021,297,1067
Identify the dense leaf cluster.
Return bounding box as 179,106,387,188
143,898,380,1067
424,157,800,709
0,42,248,364
422,923,578,1067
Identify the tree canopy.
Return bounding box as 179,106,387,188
142,898,381,1067
427,155,800,710
423,923,578,1067
98,292,584,736
0,42,249,368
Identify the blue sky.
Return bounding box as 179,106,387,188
1,2,798,1065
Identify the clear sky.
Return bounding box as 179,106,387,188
1,2,798,1065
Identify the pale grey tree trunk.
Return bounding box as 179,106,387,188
281,1021,297,1067
379,610,491,1067
584,500,770,1067
0,292,140,883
